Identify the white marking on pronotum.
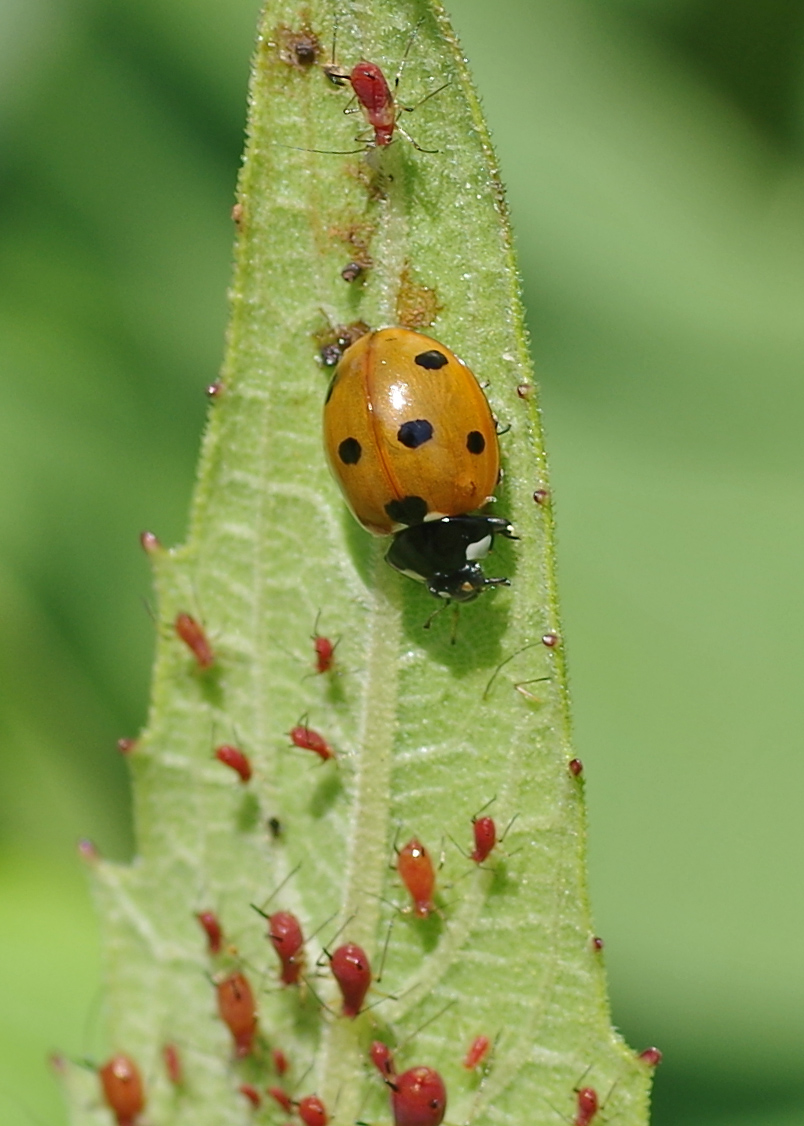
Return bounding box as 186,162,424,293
466,534,492,561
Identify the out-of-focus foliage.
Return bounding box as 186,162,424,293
0,0,801,1124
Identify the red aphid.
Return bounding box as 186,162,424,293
77,838,100,864
273,1047,289,1076
575,1087,599,1126
239,1084,262,1109
117,738,137,755
389,1066,447,1126
289,723,335,762
99,1054,145,1126
216,972,258,1057
351,63,396,146
175,612,214,669
313,632,337,674
268,911,305,985
162,1043,183,1086
139,530,161,553
639,1046,663,1067
462,1035,491,1070
215,744,252,783
470,816,496,864
569,758,584,777
196,910,223,955
268,1087,294,1113
324,59,396,147
298,1094,329,1126
370,1041,396,1079
330,942,372,1018
397,838,436,918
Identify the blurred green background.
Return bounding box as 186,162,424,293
1,0,802,1122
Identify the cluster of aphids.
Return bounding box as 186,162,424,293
83,16,664,1126
95,721,536,1126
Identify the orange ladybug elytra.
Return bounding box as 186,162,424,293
322,328,514,603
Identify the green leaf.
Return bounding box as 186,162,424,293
60,1,654,1124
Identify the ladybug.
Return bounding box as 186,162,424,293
323,328,514,602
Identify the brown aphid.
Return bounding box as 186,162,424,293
99,1054,145,1126
274,23,322,69
396,262,442,329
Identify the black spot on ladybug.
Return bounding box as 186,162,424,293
338,437,362,465
414,350,448,370
397,419,434,449
466,430,486,454
385,495,429,526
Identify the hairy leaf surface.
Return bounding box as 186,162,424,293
61,2,653,1124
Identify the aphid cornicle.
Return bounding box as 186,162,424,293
323,328,514,602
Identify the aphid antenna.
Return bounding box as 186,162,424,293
399,79,453,120
540,1093,572,1124
445,831,470,862
142,596,158,623
375,914,396,983
80,984,106,1063
362,888,402,914
394,82,450,150
515,677,552,702
250,862,303,917
394,999,458,1055
389,823,404,862
300,972,336,1016
314,912,358,965
301,911,341,962
323,11,350,84
205,949,261,982
471,795,497,820
571,1065,593,1092
279,141,371,156
498,812,520,845
360,990,399,1013
392,15,426,91
482,641,545,700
